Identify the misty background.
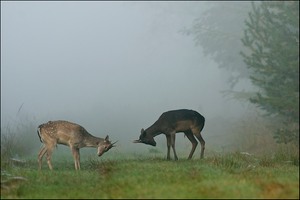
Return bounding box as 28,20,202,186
1,2,258,158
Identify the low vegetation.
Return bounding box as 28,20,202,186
1,114,299,199
1,149,299,199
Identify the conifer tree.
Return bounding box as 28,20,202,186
241,1,299,145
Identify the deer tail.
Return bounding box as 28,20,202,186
37,126,44,143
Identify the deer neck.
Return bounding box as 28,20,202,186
145,122,162,138
83,134,103,147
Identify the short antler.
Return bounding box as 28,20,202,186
111,141,118,147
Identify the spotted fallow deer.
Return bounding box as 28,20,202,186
133,109,205,160
37,120,116,170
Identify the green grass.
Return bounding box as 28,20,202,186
1,152,299,199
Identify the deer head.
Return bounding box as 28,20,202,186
97,135,117,156
133,128,156,146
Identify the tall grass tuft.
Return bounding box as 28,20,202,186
207,151,257,173
1,113,39,169
259,144,299,167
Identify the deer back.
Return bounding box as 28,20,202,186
158,109,205,132
38,120,92,146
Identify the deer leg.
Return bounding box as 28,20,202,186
184,131,198,159
71,147,80,170
38,146,47,170
194,132,205,159
166,135,171,160
77,150,80,170
46,146,55,170
171,133,178,160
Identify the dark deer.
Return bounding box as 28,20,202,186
37,120,116,170
133,109,205,160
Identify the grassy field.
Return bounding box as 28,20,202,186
1,150,299,199
1,114,299,199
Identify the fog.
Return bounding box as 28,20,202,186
1,2,252,156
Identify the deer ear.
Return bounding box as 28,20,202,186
141,128,145,134
105,135,109,141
